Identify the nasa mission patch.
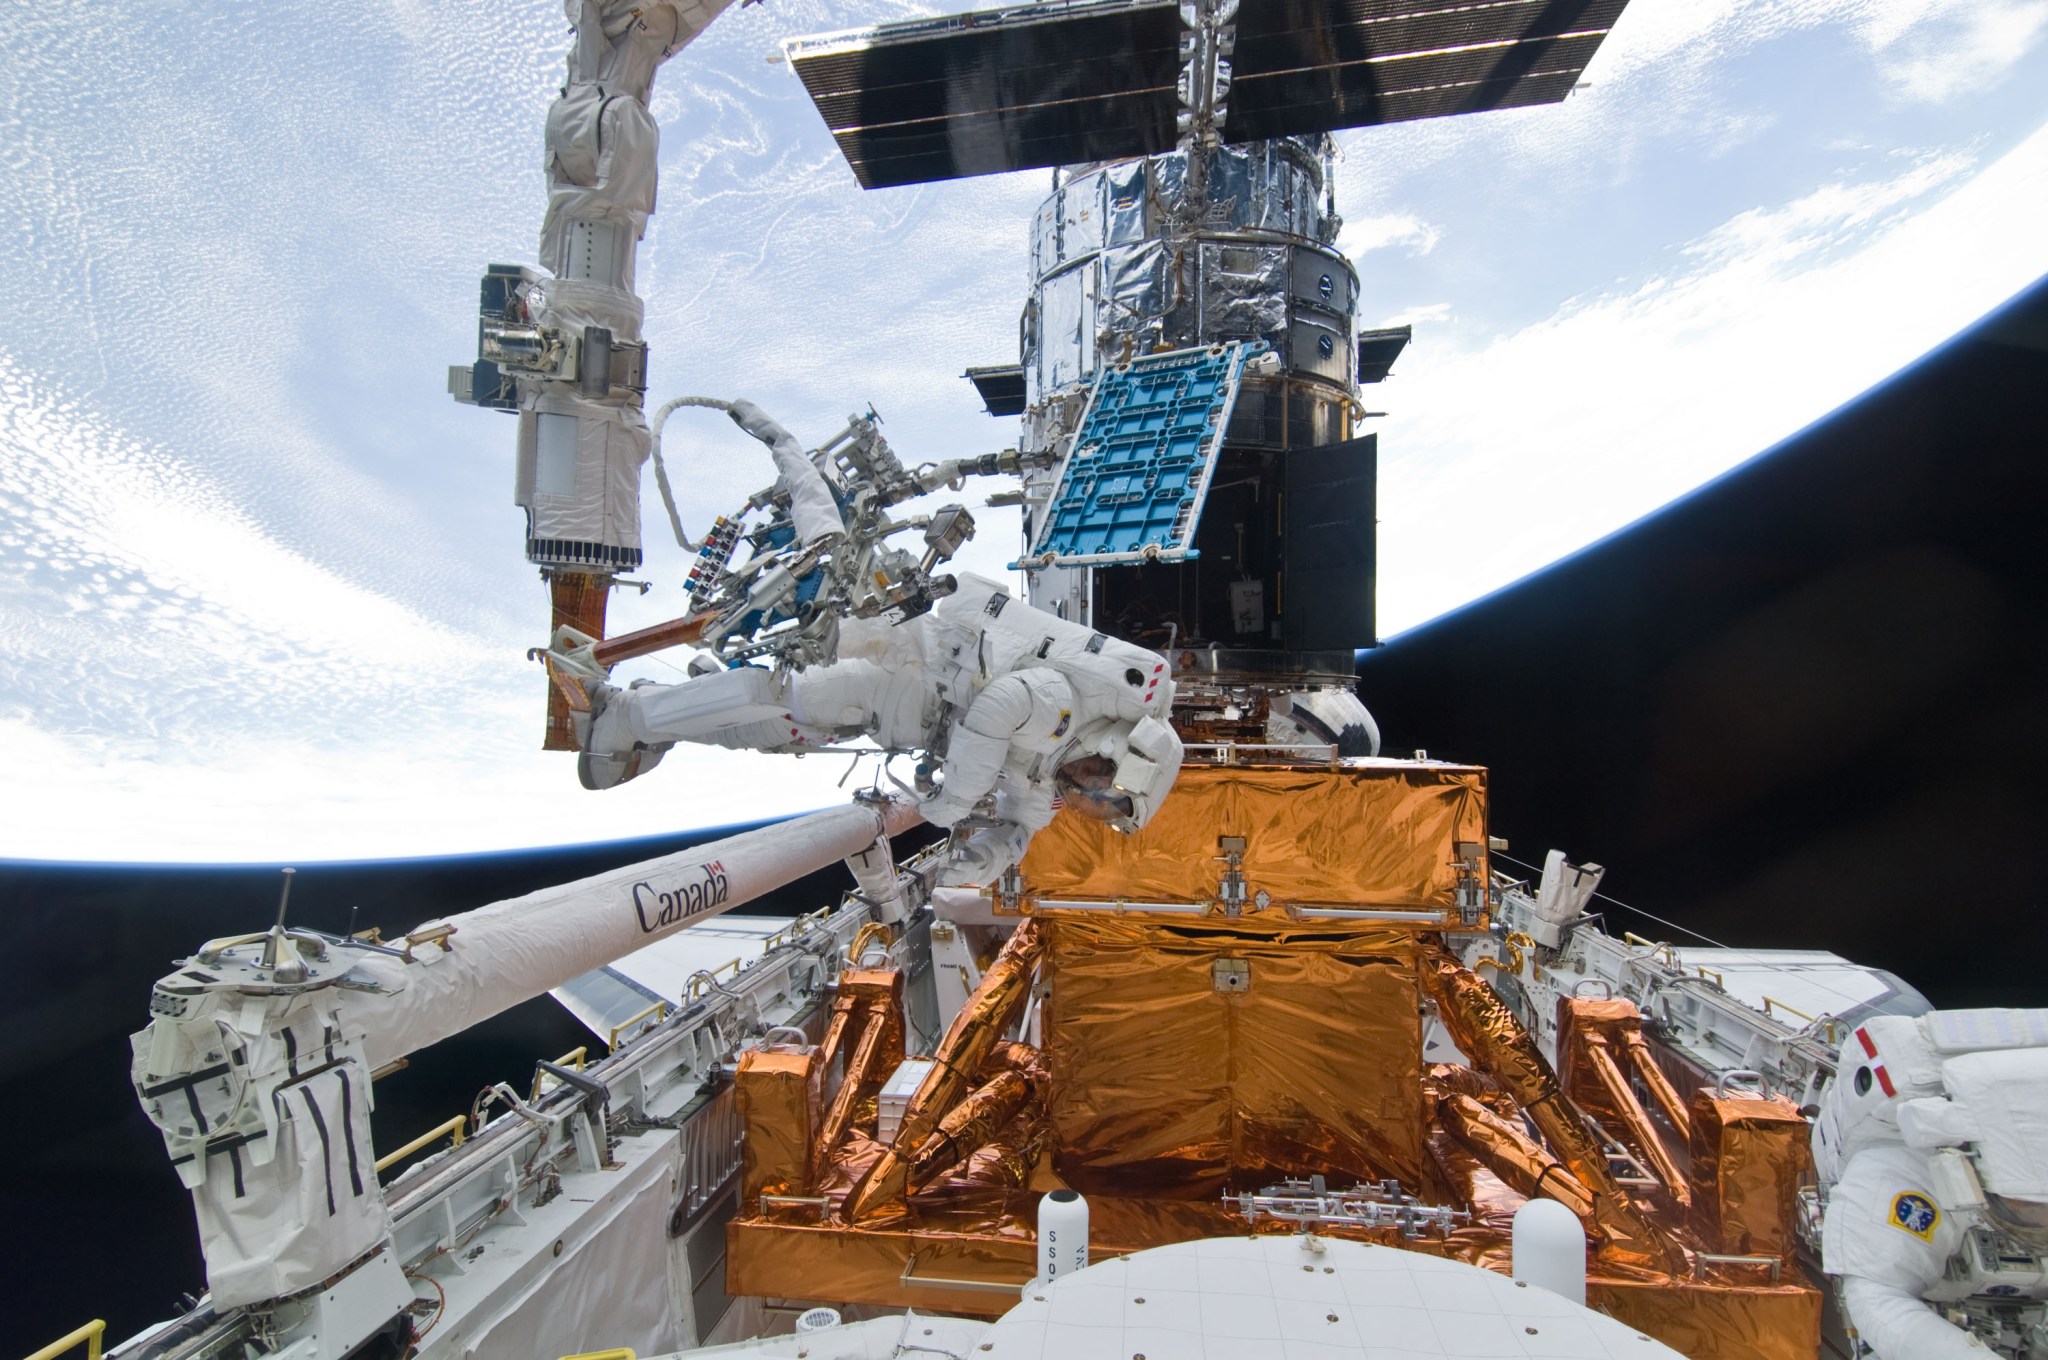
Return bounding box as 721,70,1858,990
1890,1191,1940,1241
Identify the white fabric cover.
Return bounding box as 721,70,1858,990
1942,1047,2048,1200
519,0,738,563
726,398,845,546
517,395,651,553
1926,1009,2048,1054
350,798,921,1069
462,1137,686,1359
194,1060,389,1309
134,983,394,1307
1898,1096,1982,1150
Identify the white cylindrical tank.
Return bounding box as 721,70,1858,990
1039,1190,1089,1284
1512,1198,1587,1305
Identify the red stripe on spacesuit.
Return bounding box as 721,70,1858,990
1874,1064,1896,1097
1856,1027,1878,1058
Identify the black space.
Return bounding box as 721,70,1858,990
9,272,2048,1348
1359,269,2048,1011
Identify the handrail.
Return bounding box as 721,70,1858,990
25,1320,104,1360
684,961,743,1000
1622,932,1680,966
846,921,893,966
899,1253,1031,1295
1762,995,1815,1025
375,1115,468,1173
608,1000,669,1050
530,1046,590,1102
1696,1252,1783,1283
558,1350,637,1360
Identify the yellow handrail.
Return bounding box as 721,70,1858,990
608,1000,668,1050
847,920,893,965
559,1351,636,1360
25,1320,104,1360
1762,995,1816,1025
375,1115,468,1173
531,1046,591,1102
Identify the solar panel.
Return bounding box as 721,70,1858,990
785,1,1182,189
1019,342,1262,567
786,0,1630,188
1226,0,1623,143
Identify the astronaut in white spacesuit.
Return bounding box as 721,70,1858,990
1811,1009,2048,1358
575,573,1185,884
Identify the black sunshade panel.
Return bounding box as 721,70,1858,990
1227,56,1597,141
787,0,1629,188
794,5,1183,125
1230,0,1629,73
830,95,1177,188
790,0,1184,188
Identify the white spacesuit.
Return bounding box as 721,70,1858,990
1812,1009,2048,1358
578,574,1185,884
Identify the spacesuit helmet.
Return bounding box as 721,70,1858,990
1054,715,1184,833
1812,1016,1943,1182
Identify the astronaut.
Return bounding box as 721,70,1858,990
1811,1009,2048,1358
576,573,1185,884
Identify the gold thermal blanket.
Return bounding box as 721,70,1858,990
1021,762,1487,909
1041,914,1428,1193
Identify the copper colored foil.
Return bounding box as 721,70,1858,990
1435,1092,1596,1223
1422,951,1675,1267
1558,997,1691,1204
910,1070,1037,1188
1688,1089,1813,1258
1589,1275,1823,1360
1043,914,1428,1195
727,1217,1037,1317
542,570,608,750
1020,763,1487,911
736,1045,823,1204
844,922,1043,1222
817,968,904,1159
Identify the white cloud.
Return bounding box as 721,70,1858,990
1338,213,1441,260
1683,151,1975,268
1870,0,2048,101
1375,116,2048,635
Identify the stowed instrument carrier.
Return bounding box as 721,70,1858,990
720,756,1824,1358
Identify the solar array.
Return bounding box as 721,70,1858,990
787,0,1630,188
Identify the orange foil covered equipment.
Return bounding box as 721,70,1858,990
1590,1276,1822,1360
1021,762,1487,911
736,1044,824,1205
1041,914,1430,1195
1688,1088,1813,1258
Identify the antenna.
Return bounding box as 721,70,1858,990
258,867,301,975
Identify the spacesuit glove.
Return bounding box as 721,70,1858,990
919,786,984,828
938,819,1032,888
